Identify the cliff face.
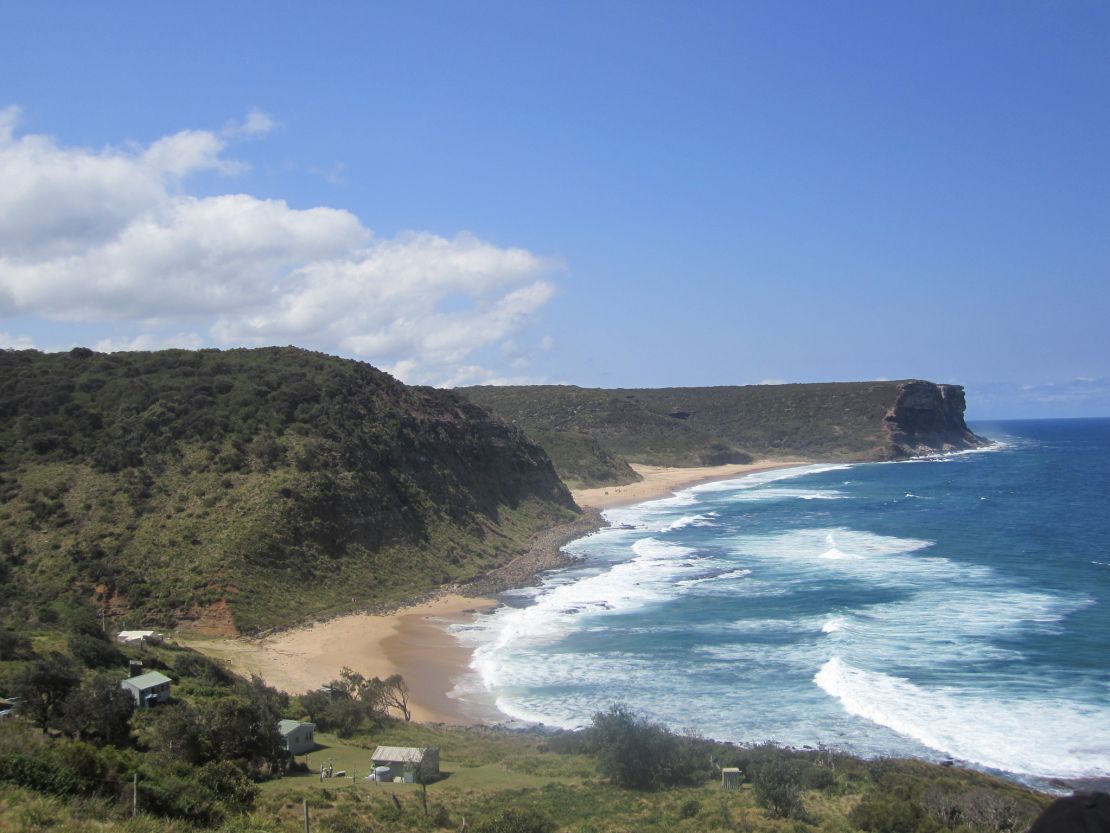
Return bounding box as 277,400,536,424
0,348,578,632
460,380,990,485
883,381,986,458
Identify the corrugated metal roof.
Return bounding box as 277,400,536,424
122,671,172,689
371,746,429,763
279,719,312,734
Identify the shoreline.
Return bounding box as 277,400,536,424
571,459,815,510
182,459,814,725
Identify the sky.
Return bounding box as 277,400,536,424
1,1,1108,418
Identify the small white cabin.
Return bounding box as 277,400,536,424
278,720,316,755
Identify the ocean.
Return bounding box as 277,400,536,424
452,418,1110,786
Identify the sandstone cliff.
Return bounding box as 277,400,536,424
459,380,989,486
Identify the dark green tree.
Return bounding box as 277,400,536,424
0,628,33,661
587,703,705,790
67,632,125,669
56,675,135,746
752,757,806,819
11,653,80,730
133,702,207,764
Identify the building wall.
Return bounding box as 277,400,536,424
284,725,315,755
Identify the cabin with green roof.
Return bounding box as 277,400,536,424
120,670,172,707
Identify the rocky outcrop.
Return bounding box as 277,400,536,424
882,381,987,458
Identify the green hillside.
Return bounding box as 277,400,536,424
0,348,578,633
0,624,1052,833
458,381,984,488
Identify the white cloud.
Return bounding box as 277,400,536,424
92,331,206,353
223,108,277,139
0,107,558,384
0,330,35,349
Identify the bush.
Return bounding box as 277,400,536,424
67,632,125,669
56,675,135,746
849,793,924,833
473,807,557,833
678,798,701,819
0,628,33,661
752,757,806,819
0,753,81,795
588,703,711,790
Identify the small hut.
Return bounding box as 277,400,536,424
278,720,316,755
721,767,743,789
120,671,172,707
369,746,440,782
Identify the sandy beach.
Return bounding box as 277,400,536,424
180,594,499,724
182,459,813,725
571,459,814,509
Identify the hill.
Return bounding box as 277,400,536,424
457,381,986,488
0,347,578,633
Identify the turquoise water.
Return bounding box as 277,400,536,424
454,419,1110,784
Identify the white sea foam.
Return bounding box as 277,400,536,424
685,463,855,495
675,567,752,588
730,487,846,502
816,657,1110,778
662,513,717,532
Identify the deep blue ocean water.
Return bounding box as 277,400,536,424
453,419,1110,784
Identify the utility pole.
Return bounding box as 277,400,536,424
303,798,310,833
131,773,138,818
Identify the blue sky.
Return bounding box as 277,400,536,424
1,1,1107,417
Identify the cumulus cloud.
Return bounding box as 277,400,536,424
0,107,557,385
0,330,35,350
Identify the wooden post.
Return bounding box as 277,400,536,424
131,772,138,818
303,798,309,833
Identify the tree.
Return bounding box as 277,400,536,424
587,703,697,790
203,695,283,768
0,628,33,661
56,675,135,746
11,653,80,730
67,632,124,669
134,702,207,764
379,674,412,722
752,757,806,819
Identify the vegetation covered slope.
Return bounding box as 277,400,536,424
458,381,985,488
0,347,578,633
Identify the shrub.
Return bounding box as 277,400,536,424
849,793,924,833
474,807,557,833
0,753,81,795
587,704,712,790
752,757,806,819
678,798,701,819
0,628,33,661
68,632,125,669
